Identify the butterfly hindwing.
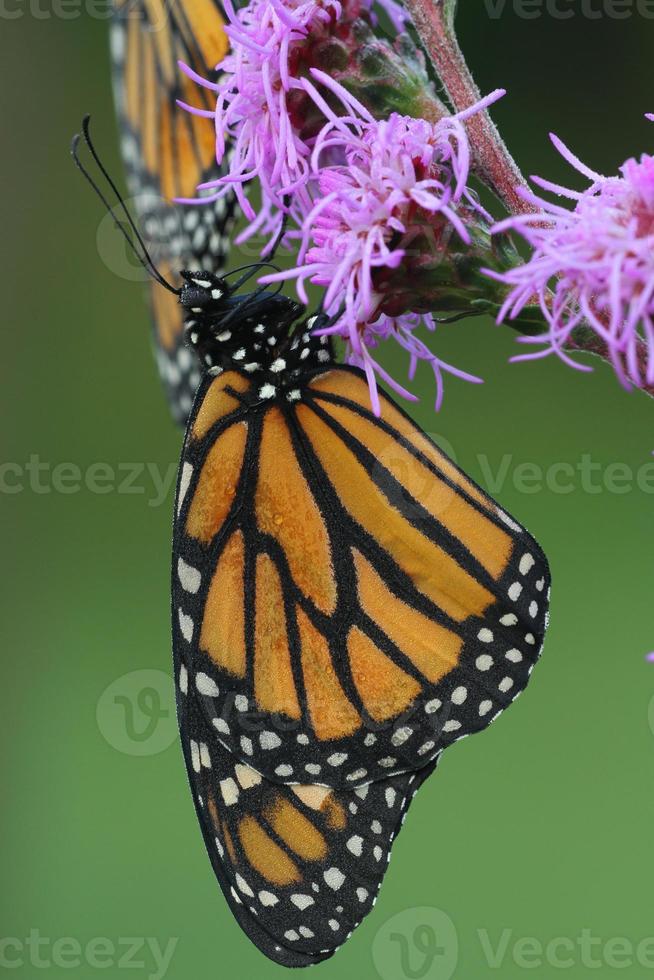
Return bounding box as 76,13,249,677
111,0,237,424
176,665,441,966
172,366,551,787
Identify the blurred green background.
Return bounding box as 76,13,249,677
3,3,654,979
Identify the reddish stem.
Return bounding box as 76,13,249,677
403,0,535,216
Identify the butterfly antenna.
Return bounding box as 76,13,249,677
79,116,178,293
225,261,282,293
71,116,180,295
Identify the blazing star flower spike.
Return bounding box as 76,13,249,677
485,118,654,390
261,71,504,412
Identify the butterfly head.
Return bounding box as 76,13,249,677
179,270,230,316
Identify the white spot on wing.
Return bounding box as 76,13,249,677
497,509,522,533
235,764,262,789
519,553,535,575
178,558,201,594
323,867,345,890
260,731,281,750
220,778,239,806
236,873,254,897
291,894,315,910
196,673,219,697
178,609,194,643
391,727,412,746
177,462,193,515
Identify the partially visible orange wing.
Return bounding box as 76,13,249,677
114,0,227,202
172,366,551,787
111,0,236,424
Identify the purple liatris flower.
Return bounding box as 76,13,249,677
177,0,344,237
178,0,399,244
261,71,504,411
177,0,434,252
486,123,654,389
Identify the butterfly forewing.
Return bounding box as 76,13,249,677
172,367,551,789
111,0,237,424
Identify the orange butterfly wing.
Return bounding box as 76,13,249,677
111,0,236,423
172,366,550,786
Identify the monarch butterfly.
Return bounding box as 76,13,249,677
110,0,236,425
171,276,551,964
73,123,551,967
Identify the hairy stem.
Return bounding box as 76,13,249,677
403,0,534,216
